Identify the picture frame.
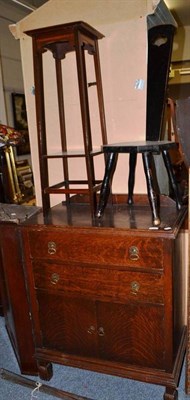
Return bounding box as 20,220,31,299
12,93,30,156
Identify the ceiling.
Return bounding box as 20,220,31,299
8,0,190,27
8,0,47,12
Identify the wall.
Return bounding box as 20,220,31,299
0,0,27,125
169,25,190,95
0,0,32,164
172,25,190,62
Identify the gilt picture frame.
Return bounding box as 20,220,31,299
12,93,30,156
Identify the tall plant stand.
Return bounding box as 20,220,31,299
26,21,107,220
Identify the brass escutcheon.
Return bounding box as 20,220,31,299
130,280,140,294
129,246,139,261
48,241,57,255
97,327,105,336
50,272,60,285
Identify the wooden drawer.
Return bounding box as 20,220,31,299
33,261,164,304
28,229,164,270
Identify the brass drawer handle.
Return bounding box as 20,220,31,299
87,325,96,335
129,246,139,261
48,241,57,255
130,280,140,294
87,326,105,336
97,327,105,336
50,273,60,285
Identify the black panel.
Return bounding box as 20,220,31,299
146,24,175,141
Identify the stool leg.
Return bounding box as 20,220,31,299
142,152,160,226
162,149,182,210
128,153,137,205
96,152,118,218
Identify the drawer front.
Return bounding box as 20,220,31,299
28,230,164,270
33,261,164,304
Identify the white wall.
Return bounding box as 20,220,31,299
0,0,27,125
172,25,190,62
0,0,33,165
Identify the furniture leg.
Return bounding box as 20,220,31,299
142,151,160,226
163,386,178,400
127,153,137,204
96,152,118,217
162,149,182,210
37,360,53,381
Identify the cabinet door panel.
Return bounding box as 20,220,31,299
97,301,165,369
36,290,98,357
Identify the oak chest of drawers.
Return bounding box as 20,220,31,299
19,196,187,400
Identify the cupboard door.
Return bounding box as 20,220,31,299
36,290,98,357
96,301,165,369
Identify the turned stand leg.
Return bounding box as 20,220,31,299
37,360,53,381
96,152,118,218
164,387,178,400
127,153,137,205
142,151,160,226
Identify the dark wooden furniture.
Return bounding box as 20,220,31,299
0,276,3,316
0,222,38,375
0,204,41,375
0,16,185,400
25,21,107,220
97,23,182,226
175,98,190,395
17,195,187,400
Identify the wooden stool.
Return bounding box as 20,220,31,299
96,24,182,226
